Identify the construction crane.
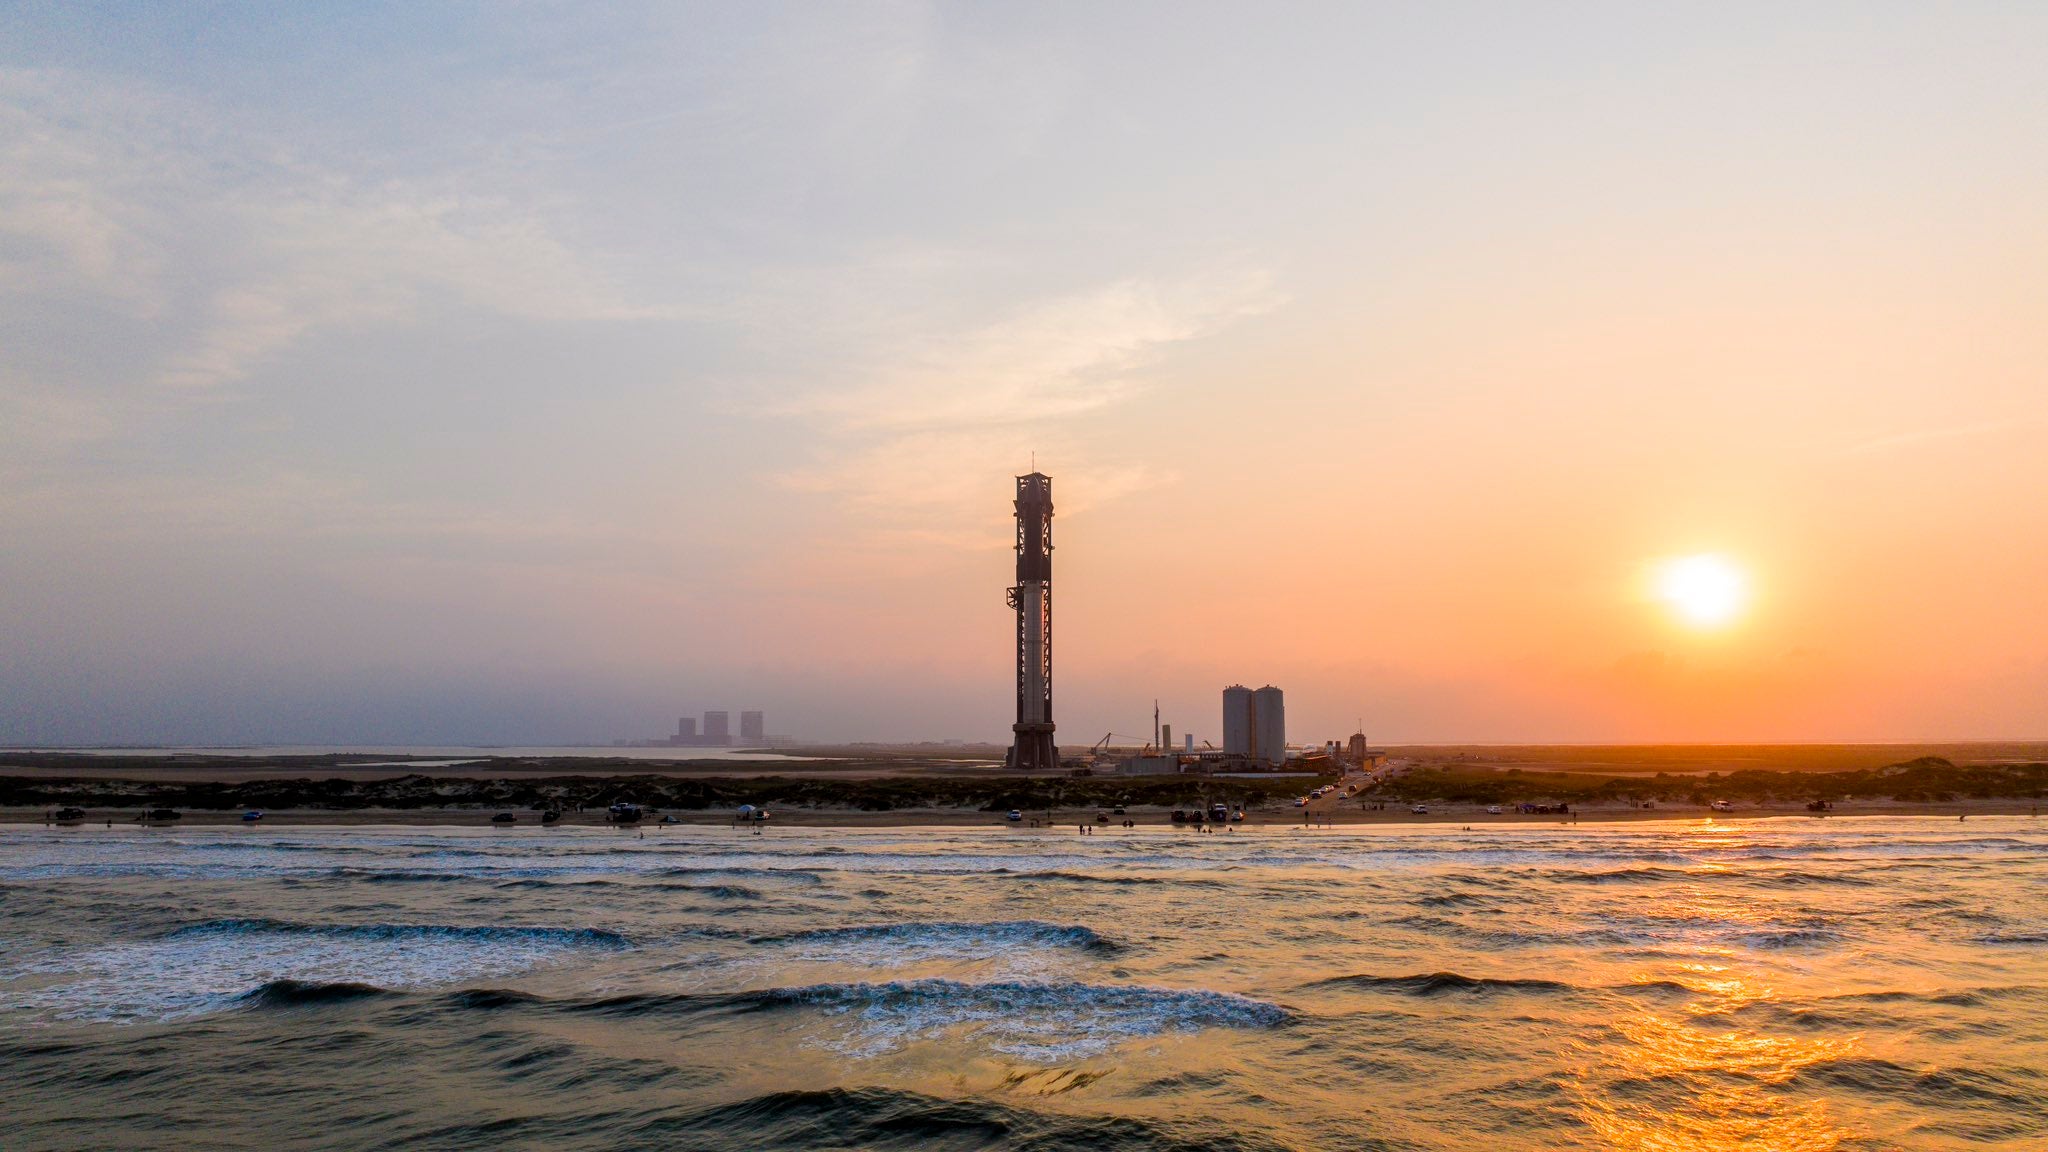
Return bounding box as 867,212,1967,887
1091,733,1162,757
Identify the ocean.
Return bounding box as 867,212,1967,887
3,819,2043,1150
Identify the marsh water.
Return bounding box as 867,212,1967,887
3,818,2044,1150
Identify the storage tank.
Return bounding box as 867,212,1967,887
1222,685,1253,756
1253,685,1286,765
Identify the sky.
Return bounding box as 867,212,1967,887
3,2,2045,746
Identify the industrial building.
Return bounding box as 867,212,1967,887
615,704,778,750
662,709,750,747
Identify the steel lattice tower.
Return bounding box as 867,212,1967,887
1006,472,1057,771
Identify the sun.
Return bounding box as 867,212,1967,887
1655,554,1749,629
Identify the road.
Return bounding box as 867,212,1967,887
1300,759,1401,822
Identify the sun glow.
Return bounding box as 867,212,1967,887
1655,554,1750,629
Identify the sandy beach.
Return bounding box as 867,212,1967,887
9,795,2043,829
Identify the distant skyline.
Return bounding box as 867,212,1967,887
4,3,2045,745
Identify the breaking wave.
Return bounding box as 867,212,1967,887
575,979,1290,1060
164,918,633,949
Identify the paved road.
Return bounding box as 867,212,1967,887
1298,759,1406,821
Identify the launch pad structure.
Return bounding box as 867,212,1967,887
1006,472,1057,771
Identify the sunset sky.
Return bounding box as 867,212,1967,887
4,3,2045,745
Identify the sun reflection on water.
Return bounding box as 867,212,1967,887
1572,970,1862,1151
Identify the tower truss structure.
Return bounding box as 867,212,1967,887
1006,472,1057,771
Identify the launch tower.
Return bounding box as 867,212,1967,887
1006,472,1057,770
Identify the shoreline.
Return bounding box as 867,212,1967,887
7,797,2042,829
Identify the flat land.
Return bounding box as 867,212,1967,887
1379,742,2048,775
2,743,2042,827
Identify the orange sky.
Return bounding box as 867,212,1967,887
3,5,2044,743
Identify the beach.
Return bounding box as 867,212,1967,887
6,796,2044,828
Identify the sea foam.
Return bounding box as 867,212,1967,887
9,919,628,1025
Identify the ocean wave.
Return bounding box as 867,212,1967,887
646,1086,1299,1152
1539,866,1701,884
1976,932,2048,945
1735,927,1843,950
238,979,394,1008
9,919,630,1024
1795,1057,2048,1112
1303,972,1577,997
1003,870,1170,885
658,866,824,884
327,868,471,884
751,920,1117,954
572,979,1290,1060
164,918,633,950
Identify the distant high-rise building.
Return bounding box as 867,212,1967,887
740,710,764,741
703,711,730,744
677,716,697,739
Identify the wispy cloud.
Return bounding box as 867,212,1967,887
159,186,668,392
0,68,664,403
775,273,1279,431
0,70,174,306
770,269,1277,546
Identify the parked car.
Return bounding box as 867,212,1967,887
1410,804,1429,815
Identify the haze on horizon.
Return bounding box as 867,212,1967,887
3,3,2045,748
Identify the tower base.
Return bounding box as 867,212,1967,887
1008,723,1058,772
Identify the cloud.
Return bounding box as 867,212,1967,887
0,68,664,404
770,269,1277,543
777,273,1279,431
0,69,174,306
158,185,666,393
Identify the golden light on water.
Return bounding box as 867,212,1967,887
1573,1009,1861,1152
1654,554,1751,629
1571,871,1860,1150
